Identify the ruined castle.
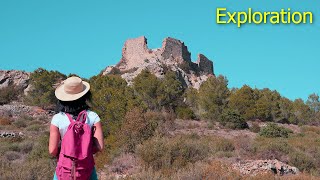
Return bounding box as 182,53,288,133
103,36,214,89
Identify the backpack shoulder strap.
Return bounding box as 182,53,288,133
65,113,74,123
76,110,87,124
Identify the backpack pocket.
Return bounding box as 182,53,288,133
56,165,93,180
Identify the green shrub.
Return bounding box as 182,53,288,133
253,136,293,162
169,137,210,167
8,143,20,152
118,109,165,152
19,140,34,154
90,74,135,136
19,114,35,121
289,151,316,172
219,109,248,129
157,71,184,110
0,85,22,105
136,135,211,171
25,68,66,109
26,124,42,131
136,136,169,171
27,120,41,126
0,142,10,155
198,76,230,120
133,70,160,110
228,85,256,120
13,119,27,128
213,138,235,152
28,133,50,160
259,123,293,138
301,126,320,135
176,106,195,120
0,158,56,180
250,122,261,133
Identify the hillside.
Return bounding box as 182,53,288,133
1,37,320,179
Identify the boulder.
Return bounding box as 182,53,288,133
0,70,30,89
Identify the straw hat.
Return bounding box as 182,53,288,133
55,76,90,101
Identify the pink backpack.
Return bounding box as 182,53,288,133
56,110,94,180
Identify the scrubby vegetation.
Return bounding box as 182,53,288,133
2,67,320,179
24,68,66,109
219,109,248,129
259,123,293,138
136,134,234,172
0,85,23,105
0,132,55,180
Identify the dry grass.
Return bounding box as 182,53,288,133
105,160,320,180
0,158,56,180
301,126,320,135
0,117,11,125
135,134,235,174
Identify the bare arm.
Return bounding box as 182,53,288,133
92,122,104,153
49,124,60,157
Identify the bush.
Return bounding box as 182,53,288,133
0,85,22,105
118,109,165,152
19,141,34,154
301,126,320,135
4,151,21,161
19,114,35,121
13,119,27,128
228,85,256,120
250,122,261,133
0,117,11,125
136,136,169,171
170,137,210,167
26,124,42,131
157,71,184,110
133,70,160,110
219,109,248,129
198,76,230,120
259,123,293,138
136,135,211,171
176,106,195,120
132,160,243,180
0,158,56,180
25,68,66,109
253,137,292,162
234,135,255,158
213,138,235,152
8,143,20,152
289,151,316,172
90,74,134,136
28,133,51,160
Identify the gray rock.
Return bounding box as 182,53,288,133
0,70,30,89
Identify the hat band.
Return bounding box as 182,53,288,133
64,84,84,94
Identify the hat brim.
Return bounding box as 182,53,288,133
55,81,90,101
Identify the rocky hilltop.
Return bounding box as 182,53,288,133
0,70,31,94
102,36,214,89
0,70,30,88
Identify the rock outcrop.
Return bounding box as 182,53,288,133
232,159,299,176
0,101,53,119
0,70,30,89
103,36,214,89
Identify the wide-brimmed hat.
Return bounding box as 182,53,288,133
55,76,90,101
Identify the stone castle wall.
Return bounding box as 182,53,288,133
116,36,214,75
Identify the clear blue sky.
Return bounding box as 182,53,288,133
0,0,319,100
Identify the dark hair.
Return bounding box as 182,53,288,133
56,91,92,116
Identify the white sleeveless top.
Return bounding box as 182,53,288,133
51,110,100,137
